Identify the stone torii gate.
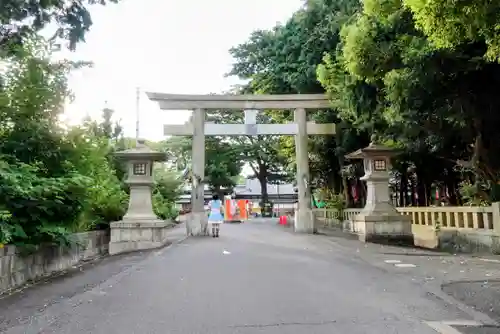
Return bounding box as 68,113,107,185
147,93,335,235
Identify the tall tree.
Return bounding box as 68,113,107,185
319,0,500,204
0,39,94,246
403,0,500,62
82,106,127,182
162,134,243,198
228,0,364,200
152,167,183,220
204,109,289,204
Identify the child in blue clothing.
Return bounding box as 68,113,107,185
207,194,223,237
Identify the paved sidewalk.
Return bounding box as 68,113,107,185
312,230,500,323
165,222,188,243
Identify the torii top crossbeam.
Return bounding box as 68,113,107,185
146,92,331,110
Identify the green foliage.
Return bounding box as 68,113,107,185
152,167,182,221
0,39,88,247
0,158,89,247
317,0,500,205
403,0,500,62
163,124,243,196
459,181,490,207
206,108,289,201
65,127,128,231
0,36,129,248
229,0,500,206
153,192,180,221
1,0,120,52
228,0,365,195
0,210,13,245
315,187,346,209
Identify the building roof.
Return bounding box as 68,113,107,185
178,178,296,196
233,179,296,196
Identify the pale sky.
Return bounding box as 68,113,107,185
58,0,303,141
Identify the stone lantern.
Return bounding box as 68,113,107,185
109,139,172,255
345,140,412,244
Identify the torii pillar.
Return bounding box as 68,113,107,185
146,92,336,235
294,108,314,233
190,108,207,236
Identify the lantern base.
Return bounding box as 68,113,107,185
353,213,413,245
294,208,317,234
109,219,175,255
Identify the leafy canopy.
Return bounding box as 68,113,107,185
1,0,120,52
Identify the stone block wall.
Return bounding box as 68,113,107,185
109,220,174,255
0,230,109,295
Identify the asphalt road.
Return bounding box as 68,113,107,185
0,220,494,333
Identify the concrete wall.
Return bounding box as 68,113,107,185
412,225,500,253
0,230,109,295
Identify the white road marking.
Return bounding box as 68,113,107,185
384,260,401,264
425,320,485,334
223,250,231,255
395,263,417,268
425,321,463,334
441,320,486,326
479,258,500,264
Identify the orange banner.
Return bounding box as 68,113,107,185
238,200,248,220
224,199,233,220
224,199,248,221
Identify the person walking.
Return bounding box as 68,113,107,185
207,194,223,237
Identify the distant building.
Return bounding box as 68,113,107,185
176,183,213,209
175,178,297,213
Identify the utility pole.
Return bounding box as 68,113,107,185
135,87,140,143
277,183,280,217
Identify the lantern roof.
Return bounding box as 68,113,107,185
345,142,399,160
114,139,166,161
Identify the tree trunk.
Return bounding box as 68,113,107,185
357,180,367,208
333,176,342,194
343,177,352,207
444,169,459,205
410,175,417,206
258,176,269,204
416,173,426,206
425,182,432,206
400,171,408,207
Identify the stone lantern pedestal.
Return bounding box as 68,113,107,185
346,142,412,244
109,139,174,255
